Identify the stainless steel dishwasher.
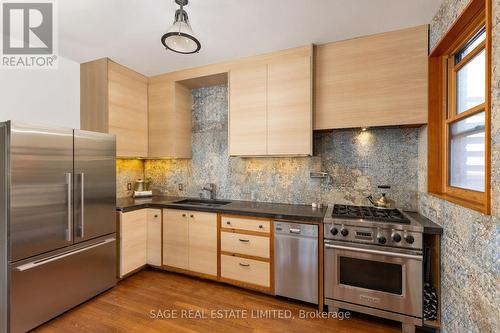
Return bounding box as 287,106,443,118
274,221,318,304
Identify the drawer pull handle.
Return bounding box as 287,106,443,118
154,215,158,218
238,239,250,243
259,225,264,229
190,214,194,218
182,214,186,217
226,221,231,225
239,262,250,267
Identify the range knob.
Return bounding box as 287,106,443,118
340,228,349,237
404,234,415,244
377,235,387,245
330,227,338,236
392,233,402,243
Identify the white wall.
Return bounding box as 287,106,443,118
0,56,80,128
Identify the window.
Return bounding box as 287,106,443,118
447,27,487,194
428,0,491,214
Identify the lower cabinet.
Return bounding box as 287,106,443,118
219,214,273,292
119,209,147,277
119,209,274,294
146,209,162,266
119,208,162,277
188,211,218,276
163,209,217,276
163,209,189,269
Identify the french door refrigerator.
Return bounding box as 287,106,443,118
0,121,117,333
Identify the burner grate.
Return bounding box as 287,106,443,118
332,204,410,224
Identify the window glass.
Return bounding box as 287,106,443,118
339,257,402,295
455,27,486,63
456,49,485,114
449,112,485,192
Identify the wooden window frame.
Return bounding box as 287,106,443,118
428,0,491,214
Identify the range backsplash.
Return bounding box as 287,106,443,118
117,85,420,210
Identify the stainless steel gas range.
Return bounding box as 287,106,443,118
323,204,423,333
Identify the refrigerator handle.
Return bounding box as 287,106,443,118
13,237,116,271
79,172,85,238
65,172,72,242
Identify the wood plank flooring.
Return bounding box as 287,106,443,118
35,268,423,333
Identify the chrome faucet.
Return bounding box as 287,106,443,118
202,183,216,200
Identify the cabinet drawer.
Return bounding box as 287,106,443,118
221,216,270,233
221,232,270,258
221,255,270,287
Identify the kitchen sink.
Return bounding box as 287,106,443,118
173,199,232,207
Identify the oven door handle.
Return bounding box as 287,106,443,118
325,243,422,261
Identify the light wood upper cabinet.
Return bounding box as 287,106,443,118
314,25,428,130
108,61,148,157
268,56,312,155
188,212,217,276
81,58,148,157
119,210,147,277
228,45,313,156
148,79,192,158
229,64,268,156
163,209,189,269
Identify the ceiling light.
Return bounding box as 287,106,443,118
361,127,369,132
161,0,201,54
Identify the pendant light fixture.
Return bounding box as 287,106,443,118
161,0,201,54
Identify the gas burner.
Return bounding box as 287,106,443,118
332,204,410,224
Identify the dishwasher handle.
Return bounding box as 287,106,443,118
274,222,318,237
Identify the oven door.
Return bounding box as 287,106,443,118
325,241,422,318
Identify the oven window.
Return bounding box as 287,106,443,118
339,257,402,295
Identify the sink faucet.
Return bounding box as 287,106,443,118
202,183,216,200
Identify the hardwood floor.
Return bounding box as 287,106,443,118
35,268,422,333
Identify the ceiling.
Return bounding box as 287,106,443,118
58,0,442,76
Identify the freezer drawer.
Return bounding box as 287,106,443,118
9,237,116,333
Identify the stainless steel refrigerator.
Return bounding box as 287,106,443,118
0,121,117,333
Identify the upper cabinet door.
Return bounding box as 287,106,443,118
314,25,428,130
148,80,192,158
267,55,312,155
108,61,148,157
229,64,268,156
148,79,174,158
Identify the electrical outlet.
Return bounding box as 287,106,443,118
178,183,184,191
127,183,132,191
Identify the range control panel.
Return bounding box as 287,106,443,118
324,223,422,250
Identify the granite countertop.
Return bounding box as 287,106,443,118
116,196,327,222
116,196,443,233
404,211,443,235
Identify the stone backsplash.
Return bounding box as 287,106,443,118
115,85,422,210
116,159,144,198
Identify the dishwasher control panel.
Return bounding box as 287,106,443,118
274,221,318,237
